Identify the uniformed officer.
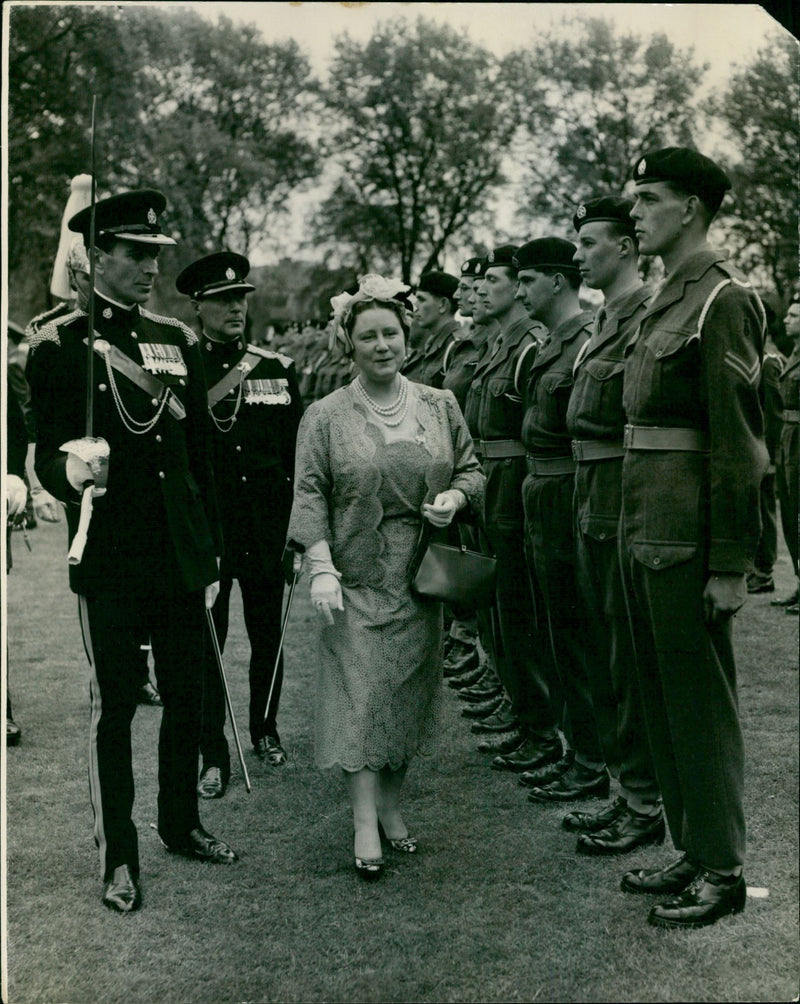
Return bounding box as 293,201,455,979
514,237,607,801
618,149,767,928
463,246,561,766
27,191,238,915
564,197,664,852
774,296,800,612
176,253,303,791
403,270,461,388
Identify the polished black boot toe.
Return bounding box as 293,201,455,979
648,871,746,929
576,807,665,856
164,827,239,864
562,795,627,833
519,751,575,788
102,865,141,914
491,737,562,773
621,853,699,895
526,761,609,803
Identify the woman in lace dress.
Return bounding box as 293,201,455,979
287,275,484,879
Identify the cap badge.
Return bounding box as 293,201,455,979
147,207,157,225
103,307,113,319
487,250,495,264
637,159,646,176
576,204,587,219
225,267,236,280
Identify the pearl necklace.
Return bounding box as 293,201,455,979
355,375,409,427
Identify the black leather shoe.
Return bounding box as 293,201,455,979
526,761,609,803
138,682,163,706
443,645,480,678
164,827,239,864
648,871,746,929
562,795,627,833
771,588,798,607
518,750,575,788
197,765,227,799
476,729,524,755
6,717,21,747
470,702,519,734
458,679,503,703
254,734,287,765
447,662,485,690
461,693,504,720
746,572,775,594
577,806,665,855
102,864,141,913
621,853,699,895
492,736,562,773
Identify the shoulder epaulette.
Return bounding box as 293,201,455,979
140,308,198,345
25,301,73,340
27,307,85,352
248,344,294,367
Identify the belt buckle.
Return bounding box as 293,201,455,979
570,441,581,461
623,425,634,449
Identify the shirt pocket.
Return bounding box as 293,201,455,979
577,359,625,427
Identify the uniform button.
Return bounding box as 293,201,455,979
236,445,242,452
206,343,213,352
655,349,663,357
179,378,185,385
598,532,606,540
597,367,606,377
158,471,165,479
653,556,661,565
241,475,247,482
156,434,162,442
223,363,230,370
98,383,107,392
131,331,138,339
151,397,159,406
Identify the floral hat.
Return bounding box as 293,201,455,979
327,274,413,352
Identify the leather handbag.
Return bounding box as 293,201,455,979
410,520,497,609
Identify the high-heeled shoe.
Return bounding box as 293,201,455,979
354,856,385,880
378,822,418,854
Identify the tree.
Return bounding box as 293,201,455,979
316,17,524,283
709,31,799,303
507,16,707,230
7,6,321,321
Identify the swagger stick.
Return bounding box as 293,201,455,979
86,95,97,434
205,609,252,793
263,572,298,730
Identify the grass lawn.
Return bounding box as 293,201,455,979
3,518,798,1003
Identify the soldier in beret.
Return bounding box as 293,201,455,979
463,247,561,764
176,252,304,790
564,197,664,853
618,148,768,928
26,191,238,915
403,270,461,389
513,237,606,800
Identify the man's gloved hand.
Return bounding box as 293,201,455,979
282,544,303,584
310,572,343,626
62,437,110,496
6,475,28,518
422,489,466,528
31,487,61,522
205,580,220,609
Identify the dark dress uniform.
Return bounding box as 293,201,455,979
776,344,799,576
199,335,303,770
403,316,461,389
520,310,603,763
620,248,767,870
27,293,223,881
566,285,659,802
464,313,559,739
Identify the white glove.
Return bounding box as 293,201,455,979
422,489,466,528
310,572,343,626
205,580,220,609
6,475,28,518
31,487,61,522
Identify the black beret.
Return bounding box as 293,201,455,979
460,257,483,277
417,270,459,300
69,189,176,245
573,196,636,236
484,245,520,272
175,252,255,299
513,237,580,273
632,148,731,212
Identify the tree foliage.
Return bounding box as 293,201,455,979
316,17,523,282
507,16,707,229
710,32,799,302
7,5,320,320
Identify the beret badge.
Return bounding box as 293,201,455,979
576,204,587,219
487,250,495,264
637,159,646,176
225,267,236,280
147,207,157,224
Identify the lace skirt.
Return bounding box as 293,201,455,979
314,517,443,771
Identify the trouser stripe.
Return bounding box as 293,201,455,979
79,596,107,880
